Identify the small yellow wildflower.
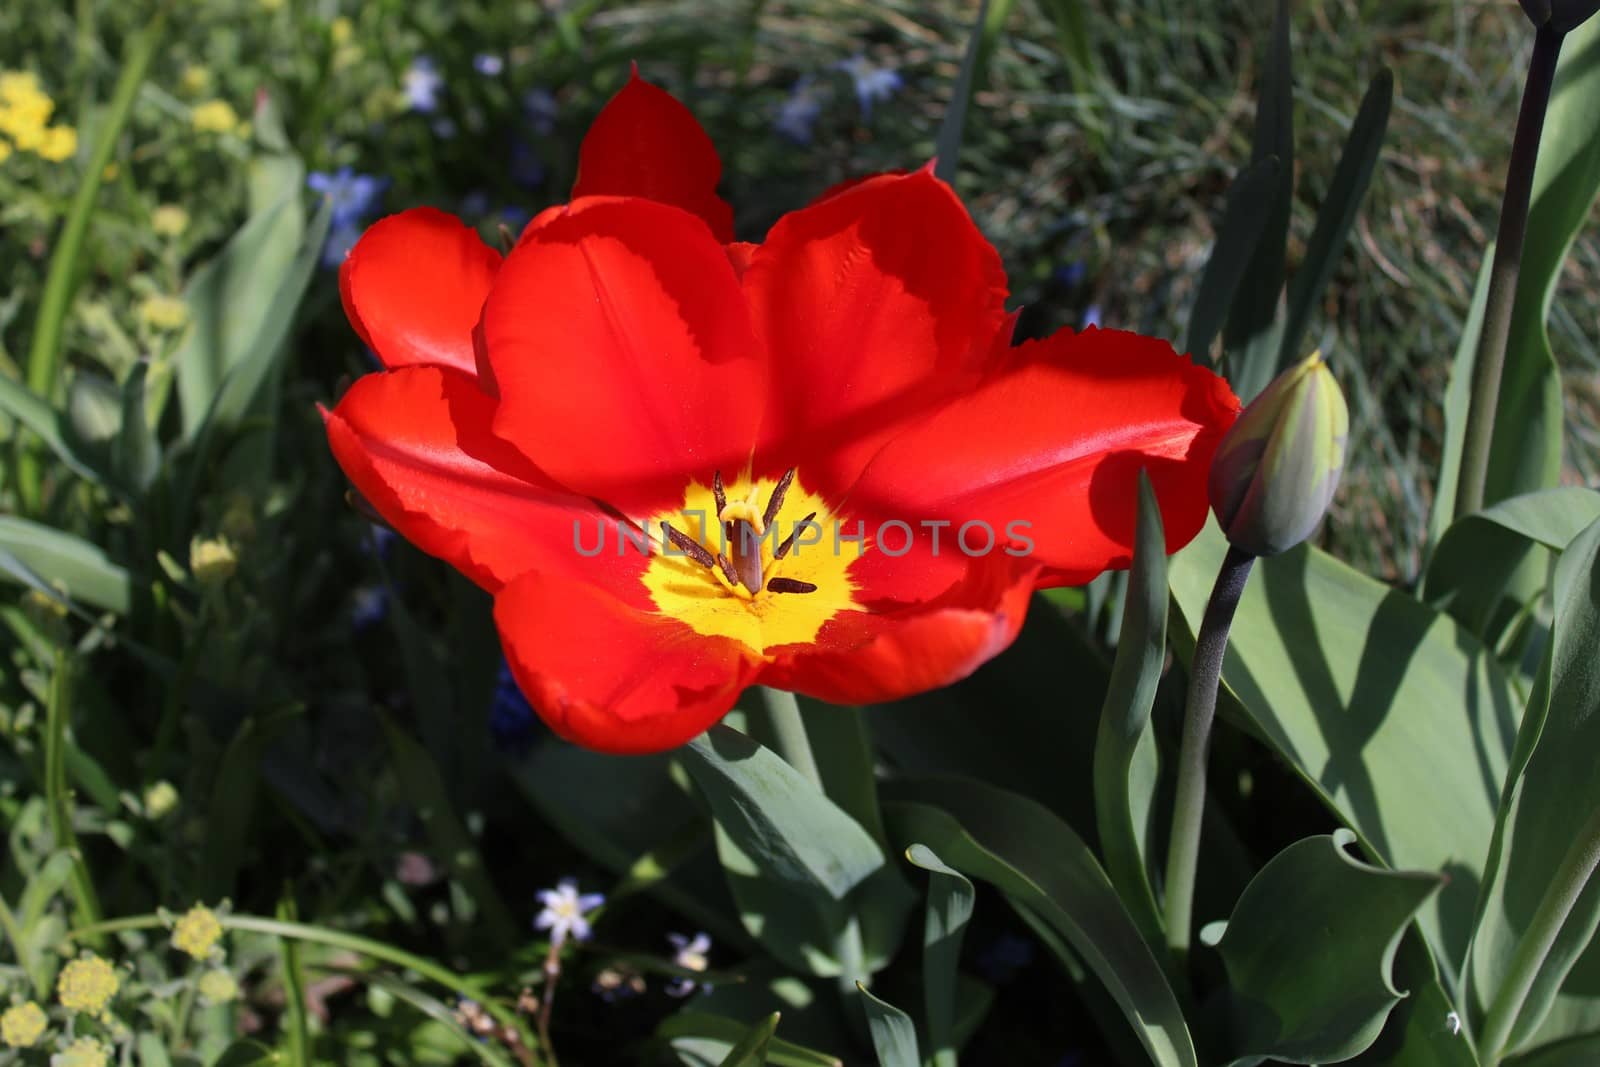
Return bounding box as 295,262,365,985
197,968,239,1003
36,125,77,162
172,904,224,959
1,1000,48,1048
56,954,119,1017
0,71,42,102
151,204,189,237
188,538,237,587
0,90,53,142
102,162,118,180
329,16,354,44
139,294,190,332
180,64,211,95
191,99,239,135
52,1036,111,1067
0,139,12,163
143,780,180,819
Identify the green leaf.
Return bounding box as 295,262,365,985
1465,515,1600,1053
0,516,131,614
211,1039,281,1067
275,893,311,1067
1168,520,1517,978
1222,0,1294,402
1507,1032,1600,1067
113,361,161,495
1484,16,1600,506
857,984,920,1067
1344,930,1479,1066
1092,472,1167,948
1205,830,1442,1065
717,1012,781,1067
906,844,975,1067
1423,487,1600,635
933,0,1001,184
1185,157,1283,359
136,1033,175,1067
1279,67,1394,364
885,779,1198,1067
202,705,301,900
1430,252,1496,549
1035,0,1096,92
658,1011,843,1067
0,373,102,484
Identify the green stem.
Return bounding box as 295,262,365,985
45,653,105,947
754,686,822,788
1163,546,1256,963
1452,23,1564,520
1479,804,1600,1064
171,976,197,1049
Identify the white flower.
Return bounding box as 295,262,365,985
534,879,603,946
403,56,443,112
666,931,712,997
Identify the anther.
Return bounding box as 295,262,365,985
762,467,796,530
766,578,817,595
714,551,737,585
660,522,715,570
774,511,817,561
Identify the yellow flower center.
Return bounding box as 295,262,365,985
641,470,862,652
56,955,118,1016
1,1001,48,1048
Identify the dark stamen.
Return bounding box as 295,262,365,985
763,467,796,530
497,223,517,256
774,511,818,560
767,578,818,595
713,470,732,546
660,522,715,570
715,551,737,585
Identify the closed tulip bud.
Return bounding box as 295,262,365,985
1208,351,1348,557
1519,0,1599,31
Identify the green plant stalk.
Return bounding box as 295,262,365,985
17,10,166,511
755,686,822,787
1163,545,1256,962
1479,803,1600,1064
45,654,105,948
277,894,312,1067
1452,23,1564,520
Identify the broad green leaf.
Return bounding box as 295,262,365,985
1346,931,1480,1067
1168,520,1517,980
717,1012,781,1067
1465,515,1600,1053
1423,488,1600,635
885,779,1198,1067
0,516,131,613
1222,0,1293,402
1186,157,1283,359
1508,1032,1600,1067
934,0,999,184
1484,16,1600,507
1204,830,1442,1065
211,1040,280,1067
1092,473,1167,948
857,984,920,1067
1430,252,1495,549
659,1011,843,1067
137,1033,175,1067
113,361,160,495
906,844,975,1067
1279,67,1394,364
683,727,886,901
0,373,102,483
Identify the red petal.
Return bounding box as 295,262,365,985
743,169,1010,494
496,571,762,754
572,69,734,243
325,365,644,596
340,208,502,375
758,556,1037,705
844,327,1240,590
481,196,765,516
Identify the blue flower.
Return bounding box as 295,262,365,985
350,585,388,630
523,89,558,136
431,116,458,140
307,167,387,229
510,140,544,188
489,661,537,752
836,55,903,120
774,77,824,144
497,206,532,234
403,55,443,112
473,53,504,77
1054,260,1087,288
1081,304,1102,330
321,221,362,268
460,190,491,218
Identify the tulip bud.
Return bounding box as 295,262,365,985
1520,0,1599,31
1208,351,1348,557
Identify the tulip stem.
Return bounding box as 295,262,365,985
1452,22,1563,521
1479,803,1600,1065
1163,545,1255,965
755,686,823,789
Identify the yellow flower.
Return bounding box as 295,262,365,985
197,969,239,1003
102,162,118,180
1,1001,48,1048
329,16,354,44
52,1036,111,1067
0,90,53,139
56,954,119,1017
0,71,42,103
180,64,211,95
143,780,179,819
188,539,237,587
36,125,77,162
191,99,239,135
151,204,189,237
172,904,224,959
0,139,11,163
139,294,189,332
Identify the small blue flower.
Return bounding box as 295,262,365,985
473,53,504,77
350,585,388,630
361,525,396,557
489,661,537,752
1081,304,1102,330
774,77,824,144
460,190,491,218
321,221,362,268
836,55,903,120
497,206,532,235
665,932,713,997
1054,260,1087,288
403,55,444,112
307,167,387,229
510,140,545,188
431,116,458,140
535,879,604,946
523,89,558,136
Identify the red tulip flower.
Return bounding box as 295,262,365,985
325,72,1239,754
